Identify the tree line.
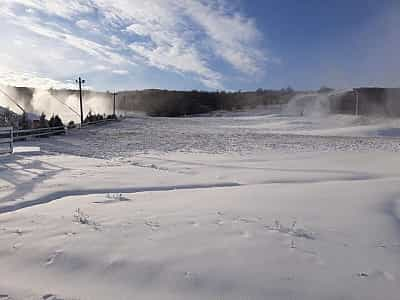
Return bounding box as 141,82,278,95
116,89,295,117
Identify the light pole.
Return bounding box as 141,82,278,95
76,77,85,124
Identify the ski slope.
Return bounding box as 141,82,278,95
18,114,400,159
1,113,400,300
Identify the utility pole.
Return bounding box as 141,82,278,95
76,77,85,124
113,92,117,117
354,88,359,116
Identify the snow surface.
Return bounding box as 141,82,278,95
1,113,400,299
18,115,400,158
12,147,41,154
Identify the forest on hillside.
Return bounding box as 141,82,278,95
3,86,296,117
115,89,295,117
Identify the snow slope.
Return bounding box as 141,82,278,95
1,114,400,299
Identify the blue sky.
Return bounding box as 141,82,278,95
0,0,399,91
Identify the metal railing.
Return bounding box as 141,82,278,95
0,126,65,154
0,118,118,155
0,127,13,154
13,126,66,141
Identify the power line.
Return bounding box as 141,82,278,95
0,87,25,114
49,92,81,117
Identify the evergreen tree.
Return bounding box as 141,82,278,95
49,115,64,128
39,113,48,128
19,112,30,129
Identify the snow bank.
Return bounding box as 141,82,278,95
12,146,41,153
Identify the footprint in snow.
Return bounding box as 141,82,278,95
376,242,387,248
356,270,395,281
238,217,260,224
215,219,224,226
184,271,193,279
188,221,199,227
64,231,77,237
266,220,315,240
45,250,63,266
12,243,23,250
357,272,369,278
240,231,251,238
0,295,10,300
145,220,161,230
42,294,64,300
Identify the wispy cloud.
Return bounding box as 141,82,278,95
0,68,76,89
0,0,268,89
112,69,129,75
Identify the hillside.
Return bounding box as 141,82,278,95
1,86,295,119
2,85,400,122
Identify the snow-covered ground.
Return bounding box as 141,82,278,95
17,114,400,158
1,113,400,299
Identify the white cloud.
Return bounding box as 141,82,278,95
3,0,94,19
94,65,109,71
182,0,266,75
0,0,269,89
0,69,75,89
6,14,129,65
112,69,129,75
110,35,122,46
75,19,98,32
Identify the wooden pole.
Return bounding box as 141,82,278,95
113,92,117,116
76,77,85,125
79,78,83,124
354,89,359,116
